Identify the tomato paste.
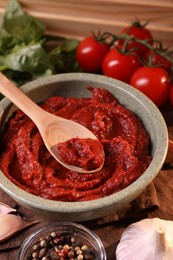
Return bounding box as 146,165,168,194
0,87,152,201
57,137,104,170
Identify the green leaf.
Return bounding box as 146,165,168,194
31,69,53,80
0,27,20,53
3,43,53,73
2,0,24,22
0,0,81,88
49,39,80,73
4,15,45,44
3,0,45,44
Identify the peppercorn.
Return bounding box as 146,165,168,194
83,248,97,260
77,255,83,260
76,249,83,255
74,240,83,248
32,251,38,258
81,245,88,251
39,247,47,257
49,248,60,259
40,239,47,247
68,250,75,258
47,234,54,241
51,232,57,238
27,231,98,260
32,244,39,251
54,238,60,244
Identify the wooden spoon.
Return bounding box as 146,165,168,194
0,72,105,173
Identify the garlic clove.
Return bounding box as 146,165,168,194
161,219,173,260
116,218,173,260
0,202,16,216
0,214,39,243
163,249,173,260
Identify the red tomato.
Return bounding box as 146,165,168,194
102,47,141,83
169,85,173,106
145,49,173,73
130,67,171,107
76,36,109,73
118,21,153,56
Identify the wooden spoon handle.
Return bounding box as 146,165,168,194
0,72,44,123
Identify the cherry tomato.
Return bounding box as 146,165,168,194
145,49,173,73
130,67,171,107
76,36,109,73
102,47,141,83
118,21,153,56
169,85,173,106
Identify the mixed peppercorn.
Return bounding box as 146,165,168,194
26,231,97,260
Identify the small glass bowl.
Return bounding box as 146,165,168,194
18,222,107,260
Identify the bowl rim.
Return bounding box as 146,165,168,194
0,73,169,214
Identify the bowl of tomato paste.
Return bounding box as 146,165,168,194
0,73,168,221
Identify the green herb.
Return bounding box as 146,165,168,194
2,0,45,44
49,39,80,73
0,0,80,92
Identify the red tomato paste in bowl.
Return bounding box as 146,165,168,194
57,137,104,170
0,87,152,202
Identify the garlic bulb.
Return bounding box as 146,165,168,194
116,218,173,260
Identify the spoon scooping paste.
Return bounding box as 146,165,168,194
0,72,104,173
57,137,104,171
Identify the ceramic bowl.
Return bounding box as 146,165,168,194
18,222,107,260
0,73,168,221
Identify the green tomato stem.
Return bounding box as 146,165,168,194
102,32,173,64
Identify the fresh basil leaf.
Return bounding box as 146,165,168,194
3,0,45,44
3,43,53,73
0,27,19,53
0,0,80,88
4,15,45,44
49,39,80,72
2,0,24,22
31,69,53,80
